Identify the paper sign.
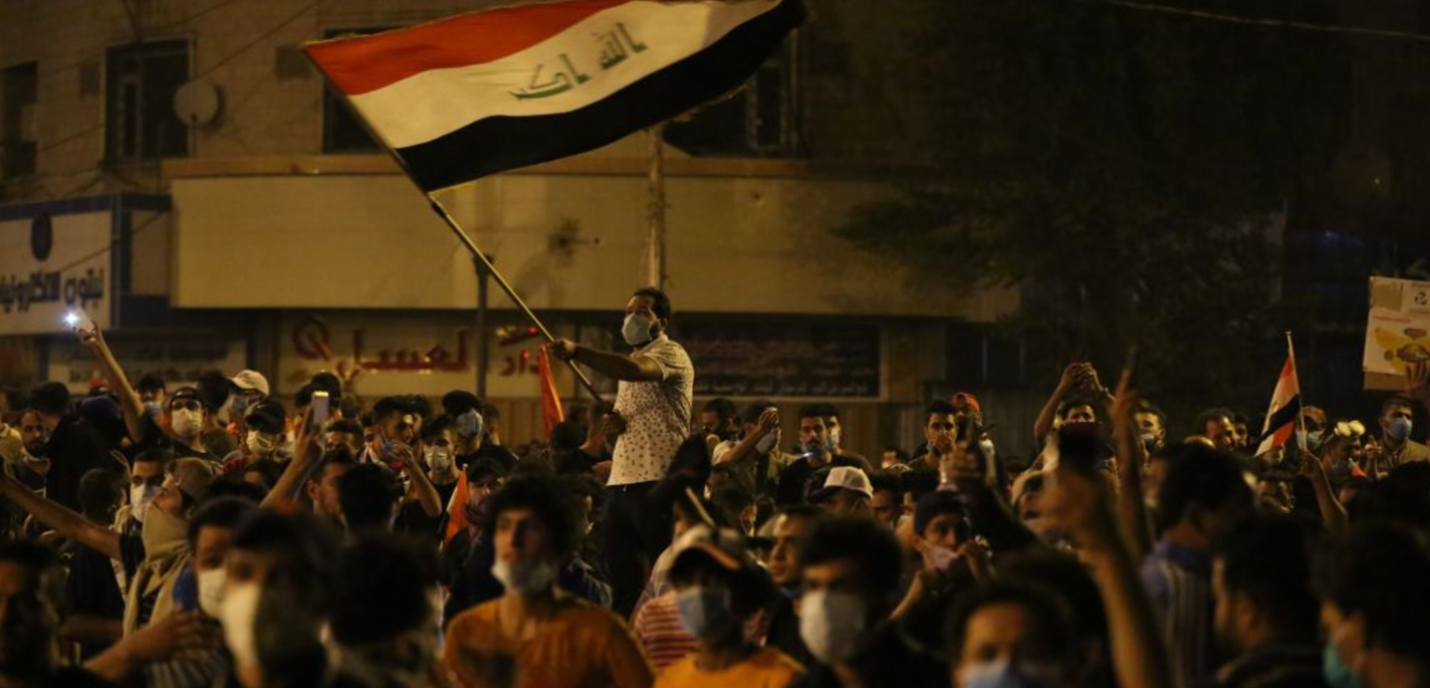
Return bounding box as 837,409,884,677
1364,276,1430,390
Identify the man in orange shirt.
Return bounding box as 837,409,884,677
444,474,653,688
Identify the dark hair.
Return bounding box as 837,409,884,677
481,474,581,561
549,420,584,452
997,550,1109,647
1156,444,1249,529
902,469,941,504
740,400,775,425
203,476,269,504
133,447,175,468
419,415,452,442
337,464,402,532
481,403,500,421
77,468,124,520
136,374,166,393
925,400,958,421
403,395,433,421
372,397,408,423
1056,393,1098,419
702,398,738,423
243,459,284,490
441,390,482,417
868,471,903,499
1134,400,1167,429
230,509,340,608
29,382,70,417
331,533,440,646
815,403,842,421
325,418,363,437
1314,523,1430,659
186,496,258,547
913,490,971,541
946,582,1075,667
196,371,232,412
775,504,824,523
797,405,827,422
1345,465,1430,528
0,539,65,614
1196,407,1234,431
1382,394,1417,417
669,546,775,617
310,372,343,398
799,516,903,598
710,483,754,527
632,286,672,322
1217,515,1319,643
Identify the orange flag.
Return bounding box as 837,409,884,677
539,345,565,438
442,470,470,545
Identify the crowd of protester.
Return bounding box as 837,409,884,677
0,286,1429,688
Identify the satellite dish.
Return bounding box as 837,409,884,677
173,80,222,127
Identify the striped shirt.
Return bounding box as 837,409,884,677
1141,540,1217,688
632,591,698,671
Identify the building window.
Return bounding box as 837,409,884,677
322,27,394,154
663,36,800,157
1,61,38,179
105,40,189,162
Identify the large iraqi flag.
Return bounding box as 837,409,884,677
306,0,804,192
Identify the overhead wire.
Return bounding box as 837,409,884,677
1080,0,1430,43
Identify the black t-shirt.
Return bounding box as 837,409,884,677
787,621,948,688
33,667,116,687
394,479,458,541
43,415,110,511
775,455,863,506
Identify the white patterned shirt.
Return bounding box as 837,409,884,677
609,335,694,486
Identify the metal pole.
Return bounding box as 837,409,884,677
314,80,605,403
475,256,489,400
646,124,668,289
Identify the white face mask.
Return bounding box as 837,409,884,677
756,430,779,454
220,582,261,670
799,589,867,665
828,426,842,451
130,484,159,523
198,567,227,618
425,446,454,473
171,409,203,438
245,431,278,456
491,559,557,595
622,313,655,347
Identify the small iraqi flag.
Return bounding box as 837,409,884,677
305,0,805,192
1256,354,1302,456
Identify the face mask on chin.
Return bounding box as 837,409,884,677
491,559,556,595
198,567,227,617
675,586,740,642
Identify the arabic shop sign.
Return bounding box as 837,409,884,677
281,314,569,398
0,212,112,335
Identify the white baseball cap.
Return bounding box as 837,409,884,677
813,466,874,501
230,370,270,397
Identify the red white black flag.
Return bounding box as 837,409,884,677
1256,353,1302,456
306,0,804,192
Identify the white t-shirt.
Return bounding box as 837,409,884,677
609,335,694,486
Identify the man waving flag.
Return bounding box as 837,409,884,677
306,0,805,192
